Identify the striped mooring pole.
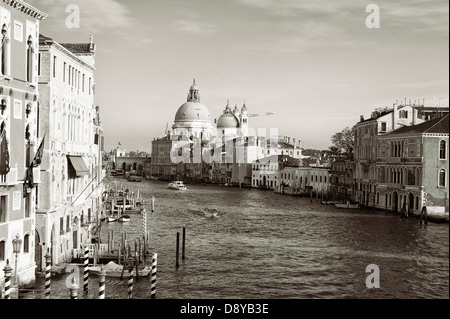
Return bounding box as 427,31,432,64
45,249,52,299
142,207,147,245
150,253,157,299
70,277,78,299
127,258,134,299
98,265,106,299
83,245,89,295
3,259,12,299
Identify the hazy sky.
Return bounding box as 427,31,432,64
29,0,449,152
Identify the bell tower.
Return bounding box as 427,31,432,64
240,102,248,136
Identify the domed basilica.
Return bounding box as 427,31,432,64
171,80,249,141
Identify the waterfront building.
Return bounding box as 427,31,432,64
308,164,330,195
110,142,126,170
0,0,47,289
116,155,149,176
252,155,299,190
150,135,173,180
376,115,449,215
353,103,425,207
329,156,354,202
151,80,304,185
35,34,102,269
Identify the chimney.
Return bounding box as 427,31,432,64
360,115,364,122
392,103,398,130
412,107,416,125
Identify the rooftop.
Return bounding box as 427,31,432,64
386,114,449,136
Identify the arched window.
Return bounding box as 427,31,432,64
439,169,446,187
27,36,35,83
1,24,10,76
24,234,30,253
440,140,447,159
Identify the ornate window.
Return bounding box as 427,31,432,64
439,169,446,187
439,140,446,160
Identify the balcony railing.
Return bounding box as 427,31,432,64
0,167,18,186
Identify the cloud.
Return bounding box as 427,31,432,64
29,0,135,32
172,20,215,35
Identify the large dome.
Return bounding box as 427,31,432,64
217,112,239,128
175,102,211,122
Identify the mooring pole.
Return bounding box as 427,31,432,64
45,249,52,299
176,232,180,268
3,260,12,299
182,226,186,260
150,253,157,299
98,265,106,299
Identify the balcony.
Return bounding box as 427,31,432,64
33,167,41,183
0,167,18,186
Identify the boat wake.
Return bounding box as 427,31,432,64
188,208,223,219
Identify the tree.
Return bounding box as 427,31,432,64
329,127,354,156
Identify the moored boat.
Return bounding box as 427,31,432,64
335,202,360,209
118,214,131,222
89,261,151,278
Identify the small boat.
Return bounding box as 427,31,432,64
107,216,117,222
335,202,360,209
90,261,151,278
168,181,187,190
203,208,219,218
118,215,131,222
126,174,143,182
321,201,339,205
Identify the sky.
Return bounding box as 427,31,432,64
29,0,449,153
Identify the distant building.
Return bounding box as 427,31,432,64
252,155,299,190
329,157,354,202
376,115,448,215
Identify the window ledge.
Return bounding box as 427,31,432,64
1,75,13,81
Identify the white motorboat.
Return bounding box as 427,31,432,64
335,202,360,209
118,214,131,222
168,181,187,190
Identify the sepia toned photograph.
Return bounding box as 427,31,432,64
0,0,448,314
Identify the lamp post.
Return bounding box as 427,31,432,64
12,234,22,286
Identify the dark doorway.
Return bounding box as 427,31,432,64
393,192,399,213
408,193,414,215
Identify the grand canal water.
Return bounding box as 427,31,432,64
33,176,449,299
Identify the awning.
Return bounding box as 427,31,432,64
67,156,90,176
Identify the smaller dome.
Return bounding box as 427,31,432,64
217,112,240,128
